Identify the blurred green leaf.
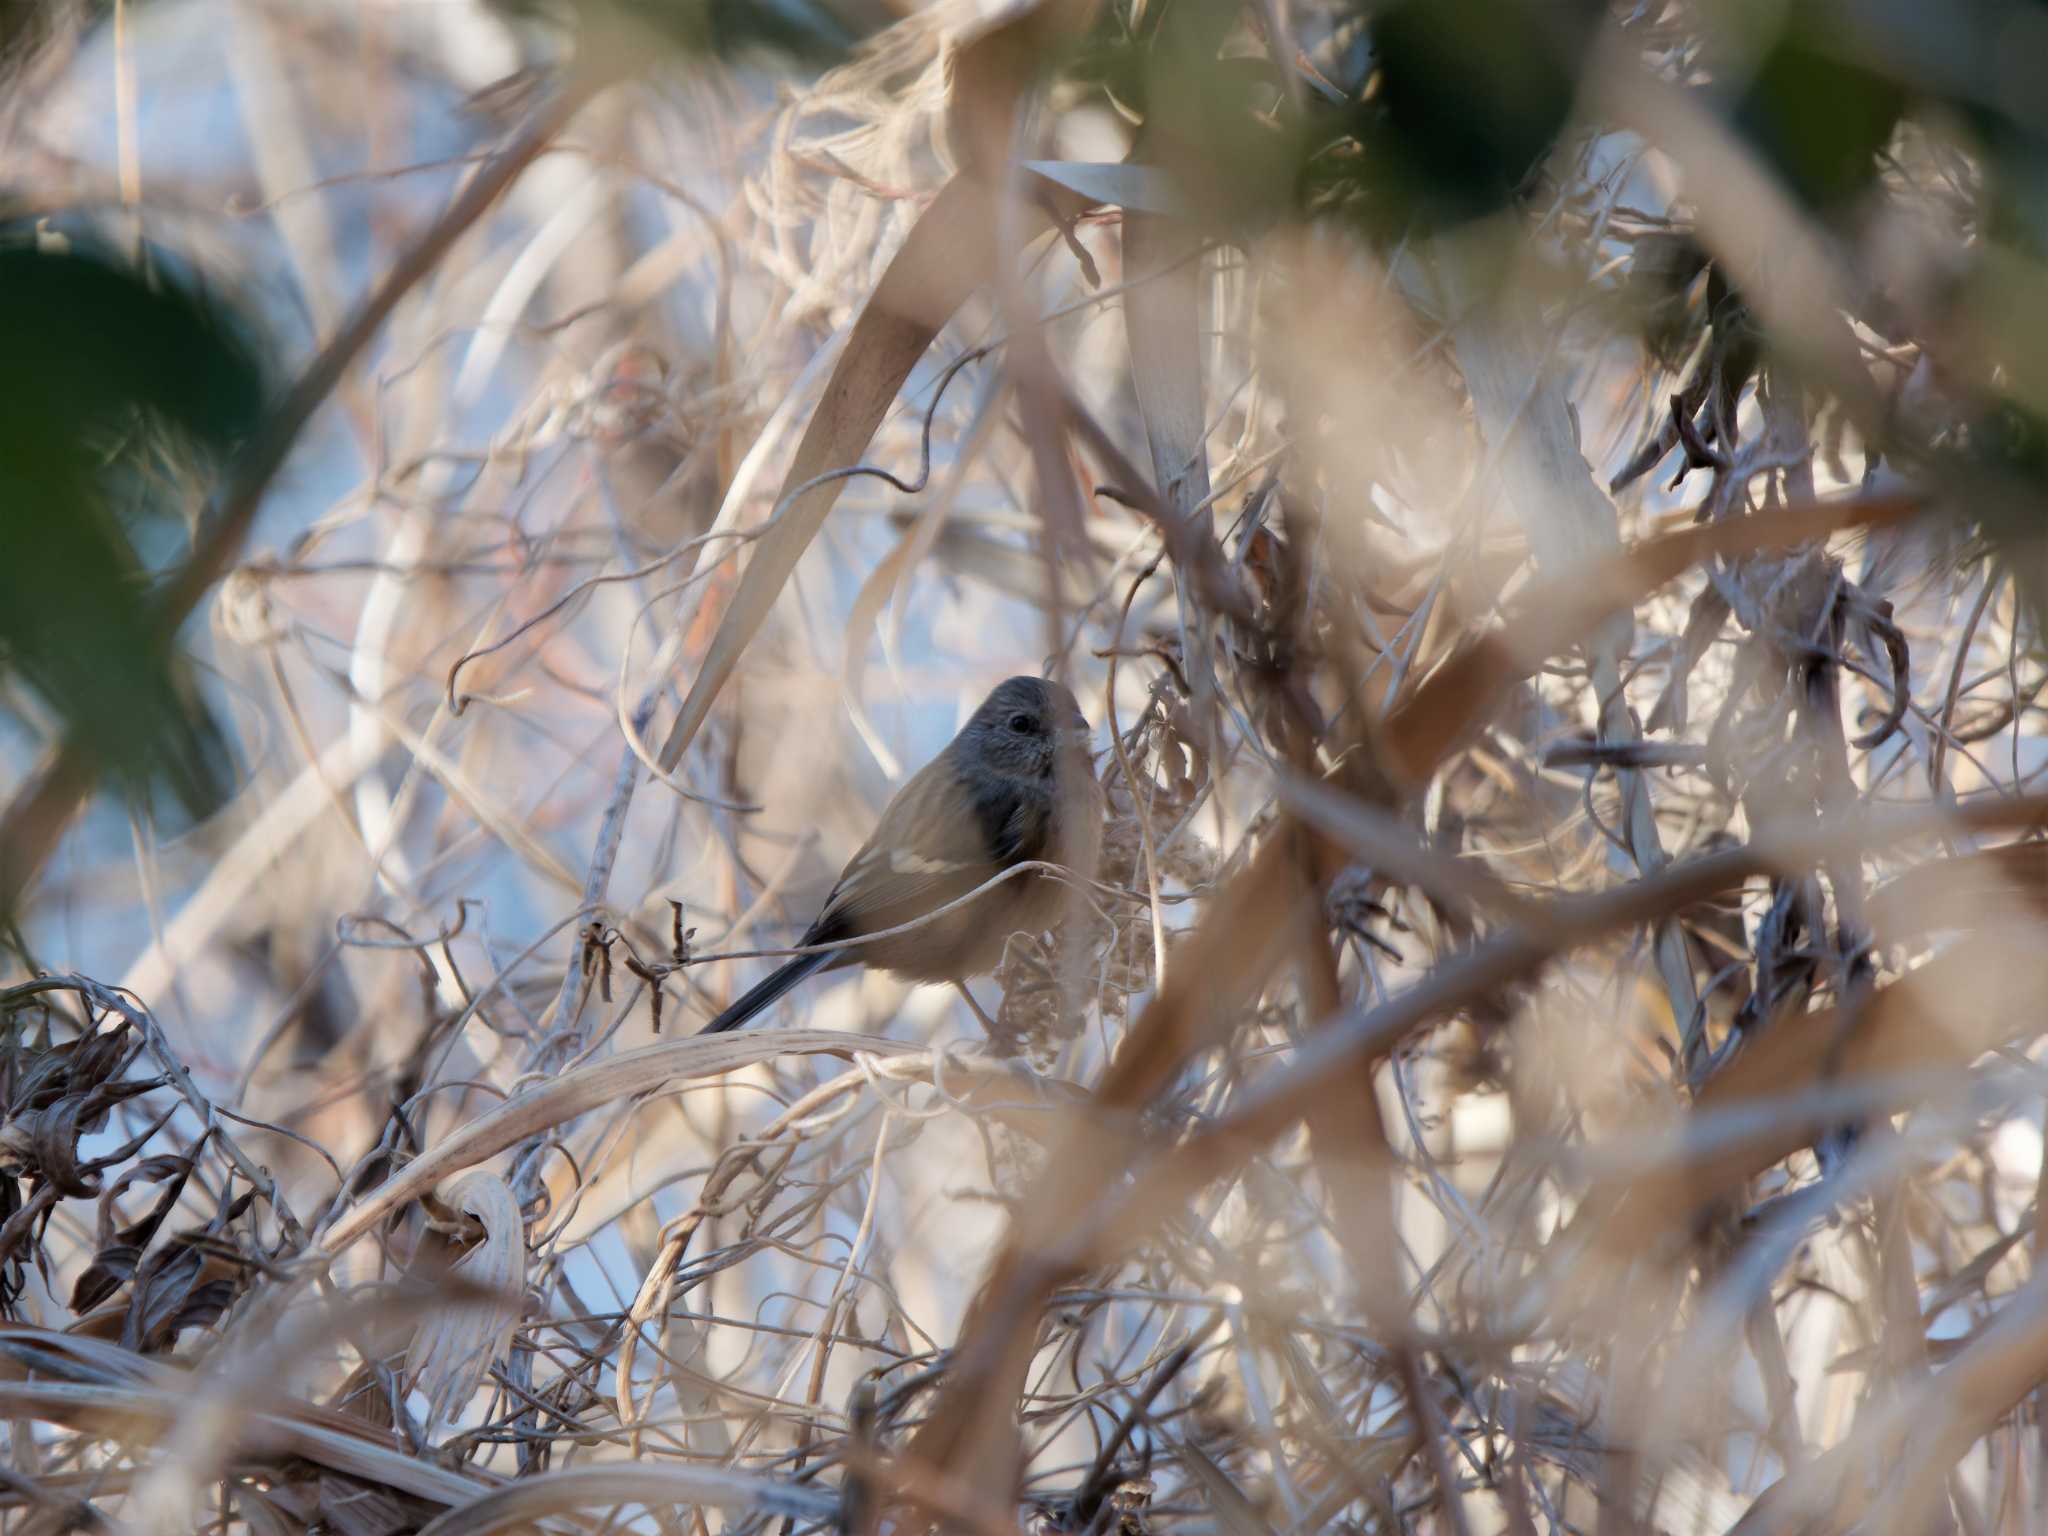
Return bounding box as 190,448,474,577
1957,401,2048,642
1062,0,1603,240
1933,238,2048,634
0,236,264,820
667,0,861,58
1977,124,2048,257
1349,0,1601,238
1947,0,2048,260
1068,0,1304,232
1728,5,1905,217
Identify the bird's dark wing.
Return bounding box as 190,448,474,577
810,754,1048,941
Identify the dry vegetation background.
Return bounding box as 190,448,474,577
3,0,2048,1532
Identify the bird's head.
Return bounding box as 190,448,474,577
963,675,1095,781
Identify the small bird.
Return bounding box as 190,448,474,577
698,675,1105,1035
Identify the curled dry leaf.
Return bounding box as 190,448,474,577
25,1095,101,1199
70,1154,194,1314
123,1180,257,1355
404,1169,525,1442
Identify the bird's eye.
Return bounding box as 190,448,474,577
1008,712,1035,734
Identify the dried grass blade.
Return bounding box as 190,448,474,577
656,173,1079,773
317,1031,917,1256
1123,210,1212,523
410,1463,837,1535
0,1381,496,1508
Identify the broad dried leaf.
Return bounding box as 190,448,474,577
4,1018,134,1119
78,1101,179,1178
168,1277,236,1337
657,172,1086,773
123,1242,206,1354
233,1483,309,1536
94,1154,194,1249
1023,159,1188,215
26,1097,100,1199
1864,840,2048,942
77,1151,194,1318
303,1476,421,1536
68,1244,142,1316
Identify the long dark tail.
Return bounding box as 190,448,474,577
697,949,836,1035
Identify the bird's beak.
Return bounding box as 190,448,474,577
1057,713,1093,750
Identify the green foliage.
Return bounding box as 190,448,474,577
1727,4,1905,217
0,236,264,819
1352,0,1600,237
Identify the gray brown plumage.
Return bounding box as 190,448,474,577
698,676,1104,1035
